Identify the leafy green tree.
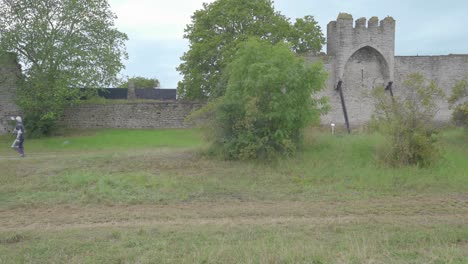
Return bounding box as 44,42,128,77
118,76,160,89
195,38,327,160
0,0,128,136
177,0,324,100
289,15,324,54
370,73,445,167
448,79,467,127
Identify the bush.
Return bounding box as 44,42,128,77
448,79,468,128
194,38,328,160
370,73,445,167
452,103,468,127
16,76,94,137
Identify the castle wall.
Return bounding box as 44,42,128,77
0,53,21,134
311,14,468,129
306,55,340,125
311,54,468,128
309,49,390,127
61,101,203,130
394,55,468,122
327,15,395,83
1,14,467,133
315,14,399,129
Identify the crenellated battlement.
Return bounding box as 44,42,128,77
326,13,396,84
327,14,395,57
327,13,395,31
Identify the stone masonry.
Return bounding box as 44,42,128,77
0,52,21,134
1,14,467,132
310,14,468,128
61,101,203,129
0,52,202,133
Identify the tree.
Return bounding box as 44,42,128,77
370,73,445,167
0,0,128,136
118,76,160,89
289,15,324,54
448,79,467,128
194,38,327,160
177,0,325,100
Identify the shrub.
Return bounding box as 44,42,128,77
448,79,468,128
370,73,445,167
193,38,328,160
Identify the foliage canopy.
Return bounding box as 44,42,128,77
195,38,328,160
177,0,325,100
118,76,160,89
0,0,128,136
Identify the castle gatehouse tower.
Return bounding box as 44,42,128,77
308,13,467,130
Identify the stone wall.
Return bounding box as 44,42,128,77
310,54,468,128
61,101,204,129
316,14,398,128
310,14,468,129
1,14,467,132
0,52,21,134
327,14,395,83
395,55,468,122
306,55,340,125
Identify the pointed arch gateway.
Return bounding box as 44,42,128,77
340,45,391,126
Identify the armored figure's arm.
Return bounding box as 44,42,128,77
15,129,22,140
11,136,18,148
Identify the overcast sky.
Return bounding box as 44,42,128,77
108,0,468,88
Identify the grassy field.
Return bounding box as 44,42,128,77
0,128,467,263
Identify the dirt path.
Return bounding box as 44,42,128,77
1,195,467,231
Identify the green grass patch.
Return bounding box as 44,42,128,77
0,128,466,208
1,223,466,263
0,128,466,263
0,128,204,154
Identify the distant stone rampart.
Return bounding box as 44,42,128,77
61,101,203,130
394,55,468,122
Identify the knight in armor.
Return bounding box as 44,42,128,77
11,116,25,158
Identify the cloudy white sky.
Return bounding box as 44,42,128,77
108,0,468,88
